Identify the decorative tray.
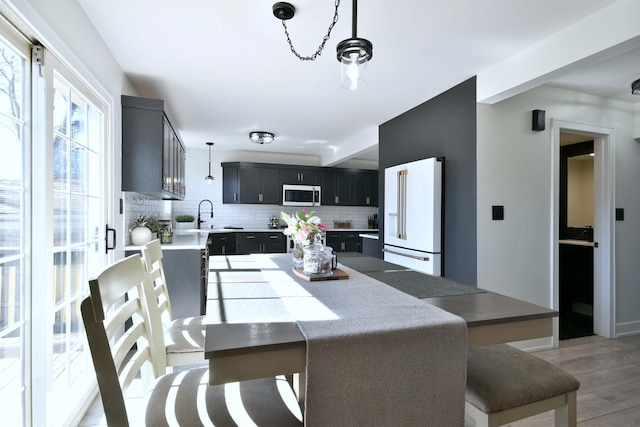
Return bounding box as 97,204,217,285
292,267,349,281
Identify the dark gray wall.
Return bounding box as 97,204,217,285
379,77,477,285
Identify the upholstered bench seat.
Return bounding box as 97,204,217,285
466,344,580,427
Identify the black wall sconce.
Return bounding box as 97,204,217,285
532,110,545,131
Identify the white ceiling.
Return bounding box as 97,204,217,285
77,0,639,166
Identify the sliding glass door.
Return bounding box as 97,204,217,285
0,15,110,426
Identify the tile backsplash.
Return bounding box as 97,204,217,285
172,199,379,230
123,193,379,245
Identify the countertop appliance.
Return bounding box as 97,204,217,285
383,157,443,276
282,184,321,207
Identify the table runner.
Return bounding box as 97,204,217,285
267,254,468,426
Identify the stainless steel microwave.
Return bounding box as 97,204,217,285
282,184,321,206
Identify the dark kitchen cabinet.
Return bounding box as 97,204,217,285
241,167,280,204
321,171,353,206
221,161,377,206
325,231,362,253
281,168,319,185
322,170,378,207
237,232,286,254
222,166,240,204
122,95,186,199
208,232,237,255
354,171,378,206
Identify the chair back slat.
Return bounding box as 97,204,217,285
82,253,163,426
142,239,174,324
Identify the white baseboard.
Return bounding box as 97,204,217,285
615,320,640,338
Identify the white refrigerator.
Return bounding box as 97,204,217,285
383,157,443,276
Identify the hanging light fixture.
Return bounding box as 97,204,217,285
336,0,372,90
273,1,373,90
632,78,640,95
205,142,214,185
249,131,275,145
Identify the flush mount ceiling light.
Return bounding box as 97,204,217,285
249,131,275,145
336,0,372,90
205,142,214,185
632,78,640,95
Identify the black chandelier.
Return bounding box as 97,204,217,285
632,78,640,95
273,0,372,90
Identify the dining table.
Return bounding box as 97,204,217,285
204,252,557,391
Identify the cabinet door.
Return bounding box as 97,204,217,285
325,232,343,251
263,233,286,253
366,172,378,207
162,117,171,192
260,168,281,204
240,168,262,203
223,167,240,203
238,233,262,254
335,172,353,205
281,169,318,185
209,233,237,255
343,232,362,252
321,172,338,205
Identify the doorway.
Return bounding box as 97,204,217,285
559,136,595,339
551,120,615,345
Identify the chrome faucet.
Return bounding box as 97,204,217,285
197,199,214,229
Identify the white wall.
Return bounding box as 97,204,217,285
477,85,640,341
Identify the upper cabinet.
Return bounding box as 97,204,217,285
122,95,186,200
322,169,378,207
281,168,319,185
222,162,378,207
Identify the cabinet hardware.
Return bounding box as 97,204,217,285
335,196,339,204
234,193,238,201
259,193,264,202
366,196,370,205
246,235,256,239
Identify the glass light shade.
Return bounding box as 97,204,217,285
205,175,214,185
341,52,368,90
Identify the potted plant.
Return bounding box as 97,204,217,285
131,215,153,246
174,214,195,230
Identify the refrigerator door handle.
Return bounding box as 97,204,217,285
382,247,430,261
399,169,407,239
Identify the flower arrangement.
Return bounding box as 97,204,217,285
280,210,330,246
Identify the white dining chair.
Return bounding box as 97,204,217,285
81,254,303,426
141,239,208,368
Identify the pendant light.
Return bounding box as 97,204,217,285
632,78,640,95
205,142,214,185
336,0,372,90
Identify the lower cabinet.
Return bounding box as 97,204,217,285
208,232,237,255
237,232,286,254
325,231,362,253
125,247,209,318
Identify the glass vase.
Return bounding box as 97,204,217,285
292,242,304,269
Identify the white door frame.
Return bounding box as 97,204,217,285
551,119,615,344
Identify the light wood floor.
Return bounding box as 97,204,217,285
465,334,640,426
80,334,640,426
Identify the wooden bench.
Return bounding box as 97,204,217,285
465,344,580,427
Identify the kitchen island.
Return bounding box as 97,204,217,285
125,231,210,317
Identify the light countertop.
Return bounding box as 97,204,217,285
125,233,209,251
359,233,380,240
